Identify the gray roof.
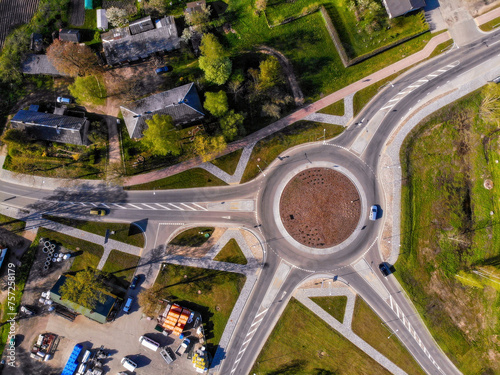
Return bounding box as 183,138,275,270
102,16,180,65
21,54,67,76
121,82,204,139
382,0,425,17
59,29,81,42
129,16,154,35
11,109,88,145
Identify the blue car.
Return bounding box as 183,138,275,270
130,275,139,289
155,66,170,75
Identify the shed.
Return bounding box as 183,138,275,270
382,0,426,18
59,29,81,43
97,9,108,31
129,16,155,35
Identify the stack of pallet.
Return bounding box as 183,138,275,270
162,304,191,336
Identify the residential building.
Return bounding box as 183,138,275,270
10,106,89,146
101,16,180,66
382,0,426,18
50,275,118,324
120,82,204,139
58,29,81,43
185,0,206,15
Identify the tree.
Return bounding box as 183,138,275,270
181,28,193,43
204,91,229,117
185,4,212,31
220,110,245,142
69,75,107,105
106,7,129,28
143,0,166,16
59,268,107,310
46,39,100,77
142,114,182,156
198,34,232,85
262,103,281,119
255,0,267,15
138,284,166,316
480,82,500,124
193,134,226,162
2,129,29,147
259,56,283,91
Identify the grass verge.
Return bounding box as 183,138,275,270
124,168,227,190
155,264,245,355
318,100,344,116
214,238,247,265
479,16,500,32
170,227,214,247
241,121,344,183
38,227,104,272
310,295,347,323
101,250,140,289
351,296,427,375
0,214,26,233
211,149,243,175
251,298,391,374
43,215,145,248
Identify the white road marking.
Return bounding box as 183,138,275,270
192,203,207,210
242,338,252,346
90,203,98,207
251,318,263,327
112,203,127,209
128,203,143,210
181,203,197,211
100,203,110,208
142,204,157,210
255,308,268,318
246,328,258,337
169,203,184,210
159,222,185,225
155,203,171,210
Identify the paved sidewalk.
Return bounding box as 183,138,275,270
304,93,354,126
295,288,407,375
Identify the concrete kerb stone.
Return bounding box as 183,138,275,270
271,161,368,255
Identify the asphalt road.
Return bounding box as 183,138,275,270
3,30,500,375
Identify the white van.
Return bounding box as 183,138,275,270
121,357,137,371
139,336,160,352
81,350,91,363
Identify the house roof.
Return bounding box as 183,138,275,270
382,0,426,18
120,82,205,139
129,15,155,35
102,16,180,65
185,0,206,14
59,29,81,42
50,275,117,325
11,109,88,145
97,9,108,31
21,54,67,76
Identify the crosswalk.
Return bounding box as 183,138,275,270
379,61,460,112
66,202,209,211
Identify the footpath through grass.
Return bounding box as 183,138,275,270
154,264,245,356
43,215,145,247
38,227,104,272
210,149,243,175
214,238,247,265
251,298,391,374
101,250,140,289
241,121,344,183
352,297,427,375
310,295,347,323
125,168,227,190
398,87,500,374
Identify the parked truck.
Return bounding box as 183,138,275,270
175,339,190,356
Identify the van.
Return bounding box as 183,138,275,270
121,357,137,371
139,336,160,352
56,97,71,104
123,296,133,314
81,350,91,363
369,205,378,221
160,347,175,364
76,363,87,374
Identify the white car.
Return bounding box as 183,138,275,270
369,205,378,221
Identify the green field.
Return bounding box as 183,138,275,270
211,149,243,175
0,214,26,233
38,227,104,272
170,227,214,247
214,238,247,265
241,121,344,182
398,87,500,374
154,264,245,355
310,295,347,323
251,298,391,374
43,215,145,247
101,250,140,289
319,99,344,116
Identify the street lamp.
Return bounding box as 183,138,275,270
257,164,266,177
388,329,398,339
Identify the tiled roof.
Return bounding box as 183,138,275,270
121,82,204,139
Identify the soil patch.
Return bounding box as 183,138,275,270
279,168,360,248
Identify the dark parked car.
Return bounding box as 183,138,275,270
379,263,390,277
130,275,139,290
155,66,171,74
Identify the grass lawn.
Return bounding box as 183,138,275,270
155,263,245,355
210,149,243,175
479,16,500,31
38,227,104,272
310,295,347,323
241,121,344,183
43,215,145,247
351,297,427,375
224,0,433,101
319,99,344,116
397,87,500,374
124,168,227,190
251,298,391,374
170,227,214,247
0,214,26,233
214,238,247,265
101,250,140,289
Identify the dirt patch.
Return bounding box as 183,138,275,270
279,168,360,248
166,227,227,257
